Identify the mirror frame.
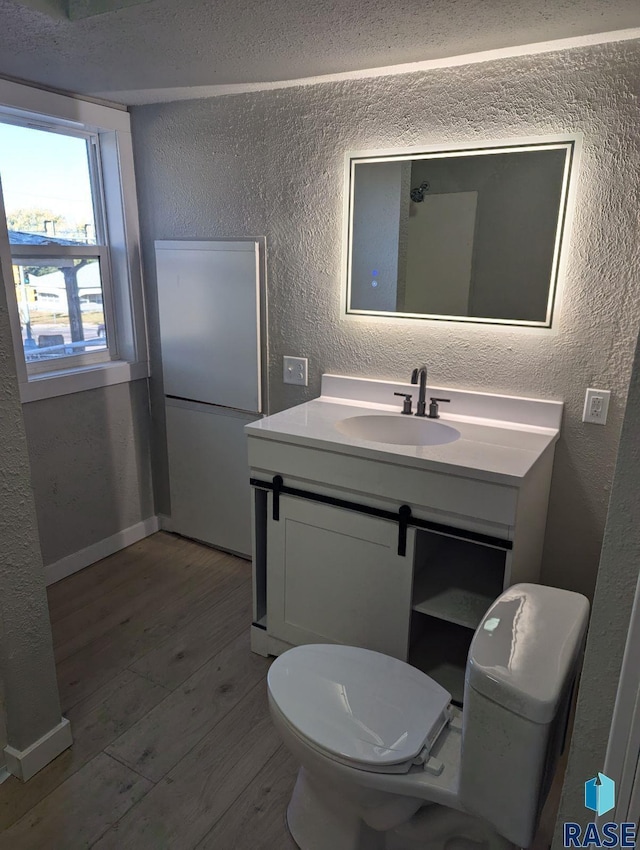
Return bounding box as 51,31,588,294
341,134,580,328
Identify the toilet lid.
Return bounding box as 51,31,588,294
268,644,451,768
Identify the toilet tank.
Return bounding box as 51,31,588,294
458,583,589,848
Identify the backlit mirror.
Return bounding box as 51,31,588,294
343,138,577,327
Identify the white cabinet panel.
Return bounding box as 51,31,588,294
166,398,260,556
156,240,261,411
267,495,414,659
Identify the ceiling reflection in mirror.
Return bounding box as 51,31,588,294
344,140,576,327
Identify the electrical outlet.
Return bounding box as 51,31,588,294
283,356,308,386
583,388,611,425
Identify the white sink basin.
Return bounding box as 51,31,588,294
334,414,461,447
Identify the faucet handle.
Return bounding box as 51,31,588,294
428,397,450,419
394,392,413,415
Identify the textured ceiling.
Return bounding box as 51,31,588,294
0,0,639,104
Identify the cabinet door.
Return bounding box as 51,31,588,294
267,495,414,659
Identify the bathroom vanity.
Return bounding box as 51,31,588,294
247,375,563,702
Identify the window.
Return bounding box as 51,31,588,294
0,79,147,402
1,121,113,372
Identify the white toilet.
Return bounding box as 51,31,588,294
267,583,589,850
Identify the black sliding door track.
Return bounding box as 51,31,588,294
250,475,512,556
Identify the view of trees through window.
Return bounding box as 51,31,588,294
0,120,108,363
7,207,96,243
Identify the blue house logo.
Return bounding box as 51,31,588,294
564,773,635,847
585,773,616,817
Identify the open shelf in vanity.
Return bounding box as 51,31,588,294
408,529,509,703
411,531,507,628
409,617,474,705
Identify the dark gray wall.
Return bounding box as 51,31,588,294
350,160,402,312
22,380,155,566
131,39,640,600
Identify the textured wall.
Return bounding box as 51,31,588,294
131,39,640,599
554,325,640,833
22,380,155,566
0,262,63,752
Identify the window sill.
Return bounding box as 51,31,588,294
19,359,150,404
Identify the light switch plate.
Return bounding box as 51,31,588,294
583,388,611,425
283,356,308,386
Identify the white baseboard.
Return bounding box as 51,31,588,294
158,513,174,532
44,516,160,586
4,717,73,782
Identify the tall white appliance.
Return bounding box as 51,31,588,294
155,239,265,558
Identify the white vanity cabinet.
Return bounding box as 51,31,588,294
252,479,517,702
247,375,563,702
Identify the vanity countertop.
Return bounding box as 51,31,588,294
246,377,562,486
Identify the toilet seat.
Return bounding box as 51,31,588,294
267,644,451,773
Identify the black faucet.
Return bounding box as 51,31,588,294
411,367,428,417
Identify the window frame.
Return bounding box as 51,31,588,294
0,78,148,403
3,116,117,373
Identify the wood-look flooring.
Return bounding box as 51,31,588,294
0,532,298,850
0,531,562,849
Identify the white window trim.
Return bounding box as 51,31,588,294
0,78,149,403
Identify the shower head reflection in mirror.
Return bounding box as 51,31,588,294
342,135,580,328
